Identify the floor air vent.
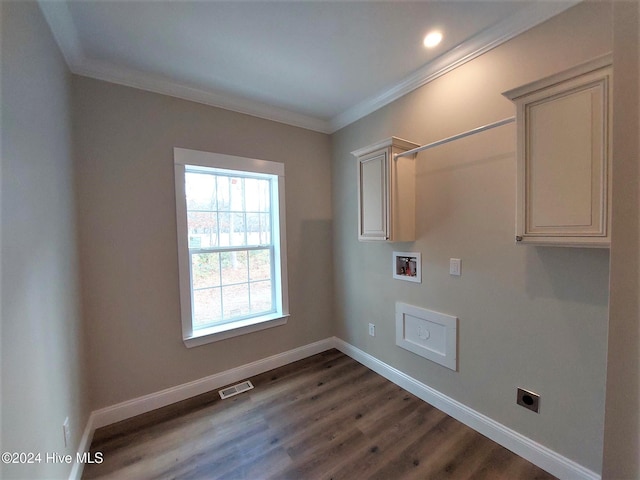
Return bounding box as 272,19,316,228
219,380,254,399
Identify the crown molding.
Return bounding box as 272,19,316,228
37,0,331,133
73,58,332,133
329,0,582,133
39,0,580,135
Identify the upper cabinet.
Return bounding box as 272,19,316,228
352,137,419,242
503,55,612,248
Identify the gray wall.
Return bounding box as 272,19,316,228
72,77,333,409
1,2,88,479
603,2,640,478
331,3,612,473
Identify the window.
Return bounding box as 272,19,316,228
174,148,289,347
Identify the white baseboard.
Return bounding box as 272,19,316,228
90,338,334,430
332,337,600,480
68,413,95,480
71,335,598,480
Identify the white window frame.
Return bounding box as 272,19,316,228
174,147,289,347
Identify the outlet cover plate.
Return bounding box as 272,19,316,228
449,258,461,276
517,387,540,413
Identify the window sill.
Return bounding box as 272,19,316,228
183,313,289,348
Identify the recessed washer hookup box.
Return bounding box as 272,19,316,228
395,302,457,371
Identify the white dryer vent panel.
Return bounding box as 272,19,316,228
395,302,457,371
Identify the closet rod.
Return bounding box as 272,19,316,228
395,116,515,159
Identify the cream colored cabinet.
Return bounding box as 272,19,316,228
503,55,612,247
352,137,419,242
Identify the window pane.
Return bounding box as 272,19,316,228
250,280,272,314
230,212,246,246
248,249,271,281
246,213,260,245
186,172,217,211
245,178,259,211
191,253,220,289
222,284,250,319
245,178,271,212
188,212,218,248
259,213,271,244
258,180,270,212
220,251,248,286
229,177,244,211
217,176,230,211
193,288,222,328
218,212,230,246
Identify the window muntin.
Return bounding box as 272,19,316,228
174,149,288,347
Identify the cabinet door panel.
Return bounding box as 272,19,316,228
359,152,388,239
526,84,605,235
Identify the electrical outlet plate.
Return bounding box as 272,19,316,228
517,388,540,413
368,323,375,337
449,258,461,276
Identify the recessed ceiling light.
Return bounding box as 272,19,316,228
423,31,443,48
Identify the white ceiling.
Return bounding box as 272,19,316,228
39,0,579,133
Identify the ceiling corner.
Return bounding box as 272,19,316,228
38,0,84,69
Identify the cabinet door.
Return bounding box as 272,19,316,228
358,151,388,240
508,60,612,247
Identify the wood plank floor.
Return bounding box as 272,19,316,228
83,350,556,480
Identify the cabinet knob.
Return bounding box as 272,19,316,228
515,236,523,242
